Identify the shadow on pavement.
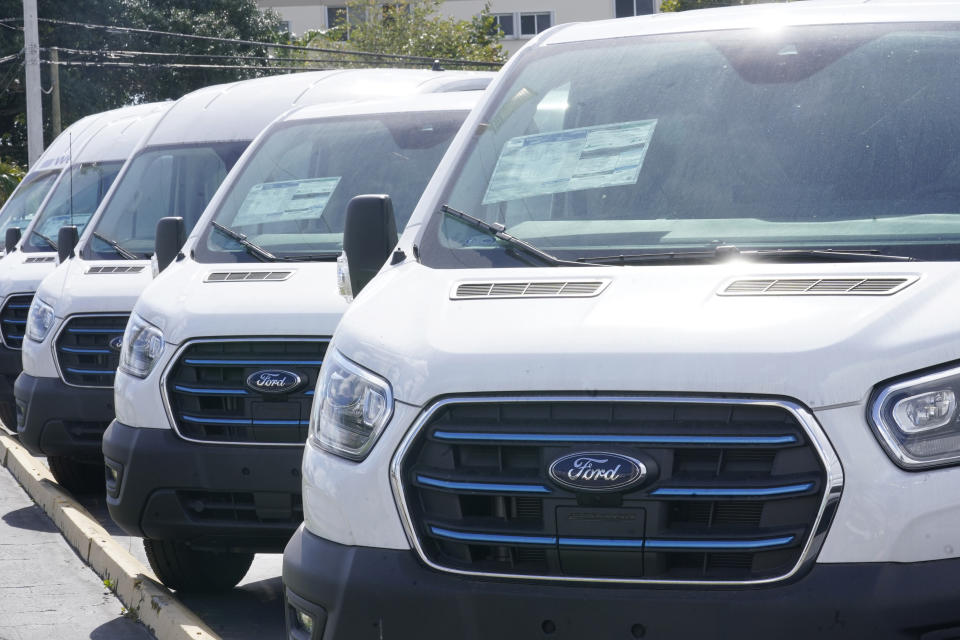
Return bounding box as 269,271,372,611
177,576,286,640
1,504,59,533
88,615,155,640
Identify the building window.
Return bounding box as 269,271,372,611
278,20,291,33
326,6,347,29
491,13,515,38
519,12,552,37
616,0,655,17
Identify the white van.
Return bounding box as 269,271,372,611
15,69,491,491
102,90,483,592
0,102,170,430
284,3,960,638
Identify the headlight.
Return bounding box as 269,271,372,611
26,298,56,342
870,364,960,469
118,314,165,378
308,349,393,460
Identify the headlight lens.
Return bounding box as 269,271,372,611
308,349,393,460
871,364,960,469
26,298,56,342
118,314,165,378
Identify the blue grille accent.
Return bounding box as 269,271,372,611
558,538,645,548
55,315,128,386
432,431,798,446
430,527,555,546
167,339,329,444
416,474,551,494
645,536,795,550
0,294,34,349
651,483,814,497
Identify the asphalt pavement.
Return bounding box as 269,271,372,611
0,464,153,640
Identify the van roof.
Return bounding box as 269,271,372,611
146,69,494,147
70,102,171,164
282,90,482,124
542,0,960,47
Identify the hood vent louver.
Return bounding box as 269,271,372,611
721,276,917,296
24,256,56,263
206,270,293,283
453,280,608,300
87,265,145,274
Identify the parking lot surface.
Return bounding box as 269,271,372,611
0,465,153,640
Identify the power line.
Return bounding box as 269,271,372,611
0,16,502,68
44,46,430,67
42,59,443,72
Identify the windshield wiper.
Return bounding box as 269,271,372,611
278,253,341,262
211,221,279,263
92,232,138,260
440,205,589,267
30,230,57,251
578,246,915,265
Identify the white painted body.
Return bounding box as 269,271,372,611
300,0,960,569
0,103,169,337
22,70,492,387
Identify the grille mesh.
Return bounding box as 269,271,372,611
55,315,128,387
722,277,912,296
0,294,33,349
401,399,826,583
206,271,292,282
86,265,144,274
165,339,328,444
454,281,606,299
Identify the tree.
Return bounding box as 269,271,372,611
0,0,288,166
305,0,505,67
660,0,791,11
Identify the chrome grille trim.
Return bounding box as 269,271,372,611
160,336,329,447
389,394,843,586
52,314,129,388
452,280,609,300
720,276,917,296
205,271,293,283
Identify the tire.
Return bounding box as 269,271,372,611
47,455,105,494
143,539,254,592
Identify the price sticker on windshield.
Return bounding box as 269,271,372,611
233,177,341,226
482,119,656,205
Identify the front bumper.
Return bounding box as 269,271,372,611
103,420,304,553
283,526,960,640
14,372,114,458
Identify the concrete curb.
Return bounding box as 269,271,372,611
0,433,221,640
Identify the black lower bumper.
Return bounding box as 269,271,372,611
283,527,960,640
103,420,304,553
14,372,114,458
0,344,22,430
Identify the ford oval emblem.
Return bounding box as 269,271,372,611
246,369,302,394
108,336,124,352
548,451,647,493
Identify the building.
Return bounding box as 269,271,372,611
256,1,662,55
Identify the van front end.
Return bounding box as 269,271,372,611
284,260,960,639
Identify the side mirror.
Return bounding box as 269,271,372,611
57,226,79,263
155,217,186,273
342,195,397,299
4,227,21,253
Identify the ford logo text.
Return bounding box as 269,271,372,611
548,451,647,492
108,336,124,352
246,369,302,394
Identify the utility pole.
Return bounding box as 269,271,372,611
23,0,43,167
50,47,61,137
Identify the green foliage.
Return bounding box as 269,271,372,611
0,158,24,204
0,0,288,165
307,0,505,66
660,0,791,11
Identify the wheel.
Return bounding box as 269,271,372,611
0,400,16,433
47,455,105,494
143,539,254,592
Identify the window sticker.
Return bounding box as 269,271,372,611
232,177,341,226
482,119,657,204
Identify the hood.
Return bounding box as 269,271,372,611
37,257,153,316
133,258,347,345
0,251,59,298
334,260,956,409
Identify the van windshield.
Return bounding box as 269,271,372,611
22,161,123,253
421,23,960,267
194,110,467,263
82,142,247,260
0,170,60,243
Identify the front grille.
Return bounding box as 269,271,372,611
0,294,33,349
398,398,834,584
177,490,303,524
164,339,329,445
55,314,128,387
